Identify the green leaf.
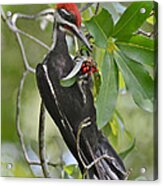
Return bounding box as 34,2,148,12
60,76,77,87
62,59,84,81
114,51,154,112
113,2,154,41
64,164,82,179
110,119,118,136
116,35,155,66
118,71,126,93
96,52,118,129
101,3,119,22
102,111,133,152
101,2,126,22
81,5,93,21
119,139,136,159
60,58,85,87
85,9,114,48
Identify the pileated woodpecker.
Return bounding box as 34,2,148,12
36,3,127,179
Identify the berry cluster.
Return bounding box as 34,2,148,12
81,58,98,75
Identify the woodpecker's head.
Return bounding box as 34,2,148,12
55,3,92,51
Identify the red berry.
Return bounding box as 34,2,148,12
82,67,87,73
86,66,90,71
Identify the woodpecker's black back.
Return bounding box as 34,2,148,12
36,25,127,179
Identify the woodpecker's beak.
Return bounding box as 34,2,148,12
73,28,92,52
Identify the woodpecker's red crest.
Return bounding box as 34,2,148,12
55,3,92,51
56,3,81,28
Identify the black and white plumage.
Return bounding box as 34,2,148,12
36,4,127,180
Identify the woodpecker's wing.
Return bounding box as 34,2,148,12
36,62,82,166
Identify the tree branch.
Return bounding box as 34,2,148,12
16,28,50,50
10,11,54,50
1,7,55,73
29,160,63,168
16,71,29,160
15,71,36,175
136,29,153,38
1,8,35,73
38,101,51,178
16,33,36,73
95,3,100,15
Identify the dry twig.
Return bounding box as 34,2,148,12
15,71,32,165
136,29,153,38
38,101,51,178
95,3,100,15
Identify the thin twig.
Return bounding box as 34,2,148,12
16,32,36,73
1,8,54,72
87,154,115,170
95,3,100,15
80,3,94,12
11,8,55,23
150,11,155,17
16,71,29,161
1,8,35,73
15,71,35,174
10,9,55,50
38,101,51,178
136,29,152,38
16,28,50,50
1,6,6,20
29,160,63,168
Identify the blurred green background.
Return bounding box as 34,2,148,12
1,3,156,180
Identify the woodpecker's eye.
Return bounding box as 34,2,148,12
58,8,76,25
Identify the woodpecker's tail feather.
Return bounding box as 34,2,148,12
88,134,127,180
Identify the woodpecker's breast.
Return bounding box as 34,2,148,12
43,44,73,83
